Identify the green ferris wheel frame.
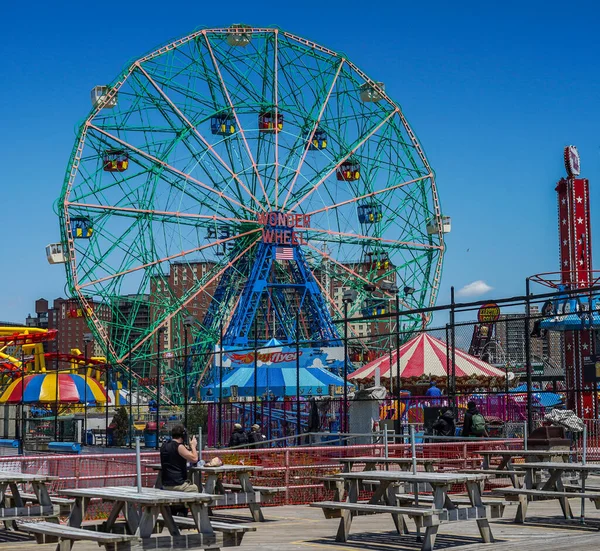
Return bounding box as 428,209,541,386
57,24,446,400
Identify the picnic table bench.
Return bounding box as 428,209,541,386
0,471,59,523
149,463,269,521
337,456,442,473
58,486,245,550
157,514,256,545
325,457,442,499
4,491,74,515
478,449,574,470
313,470,496,551
492,462,600,523
18,521,139,550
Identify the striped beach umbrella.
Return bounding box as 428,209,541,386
350,333,505,381
0,373,107,403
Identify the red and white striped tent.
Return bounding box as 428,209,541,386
350,333,504,380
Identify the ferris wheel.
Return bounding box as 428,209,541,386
53,24,448,398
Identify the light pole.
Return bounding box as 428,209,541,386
524,278,533,435
127,333,134,449
183,316,194,429
342,289,357,436
83,333,93,447
296,309,301,436
156,326,166,450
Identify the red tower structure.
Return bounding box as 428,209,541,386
556,145,596,418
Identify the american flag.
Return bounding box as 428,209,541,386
276,247,294,261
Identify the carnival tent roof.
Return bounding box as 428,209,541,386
201,365,350,400
350,333,505,381
0,373,107,404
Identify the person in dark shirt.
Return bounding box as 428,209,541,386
160,424,199,492
432,407,456,439
228,423,249,448
248,424,266,448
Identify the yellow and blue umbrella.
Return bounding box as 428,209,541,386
0,373,107,404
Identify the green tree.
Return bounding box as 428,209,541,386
187,403,208,435
111,406,130,446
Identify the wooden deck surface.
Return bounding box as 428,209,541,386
2,499,600,551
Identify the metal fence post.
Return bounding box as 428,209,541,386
450,287,457,411
524,277,533,435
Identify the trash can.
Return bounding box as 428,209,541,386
528,425,570,451
107,423,116,446
144,421,157,448
86,430,94,446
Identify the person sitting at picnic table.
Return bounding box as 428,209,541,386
248,424,266,448
432,407,456,439
461,400,488,437
160,424,199,492
229,423,249,448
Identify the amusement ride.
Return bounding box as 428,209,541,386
44,24,448,403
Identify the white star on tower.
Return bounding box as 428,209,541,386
577,217,584,224
577,196,583,203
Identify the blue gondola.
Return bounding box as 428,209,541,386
357,202,383,224
361,298,388,317
305,128,328,150
71,217,93,239
210,114,236,136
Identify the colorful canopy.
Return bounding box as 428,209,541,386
201,365,351,400
0,373,107,404
350,333,505,381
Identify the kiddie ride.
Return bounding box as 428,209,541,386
530,272,600,332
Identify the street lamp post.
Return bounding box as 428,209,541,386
83,333,93,447
183,316,194,430
342,289,357,436
156,326,166,450
524,278,533,435
296,309,301,436
127,334,134,449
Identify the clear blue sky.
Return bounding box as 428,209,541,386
2,0,600,323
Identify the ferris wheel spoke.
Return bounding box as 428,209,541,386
287,109,397,213
274,30,279,207
304,242,406,308
66,202,248,227
85,128,239,218
309,263,369,349
87,123,257,217
305,228,441,251
303,174,433,218
280,58,344,211
124,238,258,362
78,226,260,290
133,63,266,212
202,32,272,209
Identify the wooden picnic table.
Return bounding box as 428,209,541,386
493,461,600,523
478,449,574,470
63,485,221,548
337,456,442,473
148,463,266,521
313,470,499,551
0,470,59,523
